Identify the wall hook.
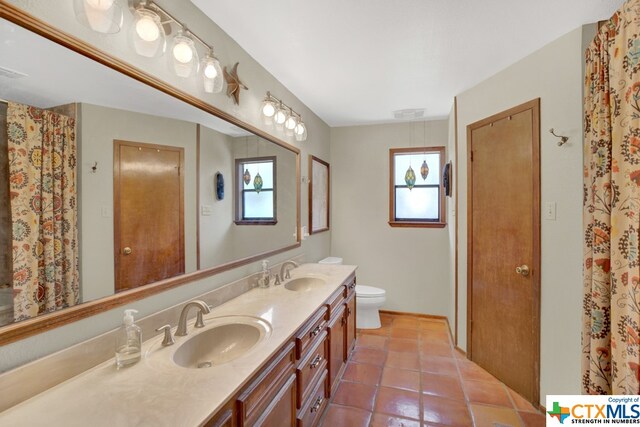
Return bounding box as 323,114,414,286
91,162,98,173
549,128,569,146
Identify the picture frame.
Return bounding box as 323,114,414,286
309,155,330,234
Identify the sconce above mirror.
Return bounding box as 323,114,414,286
0,11,300,344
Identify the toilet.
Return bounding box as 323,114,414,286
318,257,386,329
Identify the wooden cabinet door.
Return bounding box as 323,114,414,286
327,305,346,395
345,293,356,358
253,373,296,427
202,400,235,427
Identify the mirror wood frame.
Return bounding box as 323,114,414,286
0,2,302,346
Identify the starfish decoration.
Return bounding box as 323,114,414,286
223,62,248,105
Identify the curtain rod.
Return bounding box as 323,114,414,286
0,99,7,104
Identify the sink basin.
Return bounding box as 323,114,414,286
172,317,270,369
284,277,326,291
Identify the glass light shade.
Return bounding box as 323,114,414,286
285,114,298,130
200,54,223,93
405,166,416,190
274,105,287,130
171,32,199,78
294,121,307,142
129,8,165,58
74,0,123,34
253,173,264,194
262,100,276,118
420,160,430,180
243,169,252,185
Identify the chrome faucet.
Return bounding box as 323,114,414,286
280,260,299,280
175,300,211,336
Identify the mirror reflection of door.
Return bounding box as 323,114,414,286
114,140,185,292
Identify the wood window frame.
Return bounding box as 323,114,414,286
388,146,446,228
235,156,278,225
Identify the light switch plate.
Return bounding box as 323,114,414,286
544,202,556,220
201,205,212,216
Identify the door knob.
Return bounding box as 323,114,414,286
123,247,132,255
515,265,530,276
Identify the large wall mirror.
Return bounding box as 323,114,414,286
0,13,300,342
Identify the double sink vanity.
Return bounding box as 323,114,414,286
0,262,357,426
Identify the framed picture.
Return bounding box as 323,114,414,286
309,155,330,234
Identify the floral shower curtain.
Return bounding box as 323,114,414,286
583,0,640,394
7,102,79,321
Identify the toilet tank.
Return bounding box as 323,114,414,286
318,257,343,265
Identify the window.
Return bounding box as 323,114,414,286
235,156,277,225
389,147,445,228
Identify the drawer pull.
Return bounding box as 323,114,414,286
310,321,326,338
348,283,355,289
341,317,346,325
310,396,324,413
347,307,352,316
310,355,323,369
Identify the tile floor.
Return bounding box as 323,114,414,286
319,313,545,427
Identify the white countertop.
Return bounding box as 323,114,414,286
0,263,357,427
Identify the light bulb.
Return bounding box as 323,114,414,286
136,15,159,42
204,63,218,78
173,41,193,64
294,123,305,135
262,102,275,117
86,0,114,10
285,115,297,130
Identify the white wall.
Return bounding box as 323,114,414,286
1,0,331,372
330,120,452,323
455,25,596,404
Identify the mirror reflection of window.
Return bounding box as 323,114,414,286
236,157,277,224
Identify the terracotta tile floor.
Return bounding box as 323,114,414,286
319,313,545,427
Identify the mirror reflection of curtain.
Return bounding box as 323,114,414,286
0,102,12,326
7,102,79,321
582,0,640,394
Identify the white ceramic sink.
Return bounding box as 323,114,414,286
171,317,271,369
284,276,326,291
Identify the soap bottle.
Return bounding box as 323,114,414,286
115,309,142,369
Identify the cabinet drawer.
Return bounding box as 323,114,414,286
345,275,356,297
237,342,295,426
296,307,328,359
201,399,234,427
297,369,328,427
296,330,328,409
325,286,346,319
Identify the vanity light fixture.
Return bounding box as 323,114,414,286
261,92,308,141
74,0,123,34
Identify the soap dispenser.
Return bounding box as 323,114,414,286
115,309,142,369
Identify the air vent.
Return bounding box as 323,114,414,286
0,66,28,79
393,108,426,120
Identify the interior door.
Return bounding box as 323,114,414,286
114,140,184,292
467,99,540,404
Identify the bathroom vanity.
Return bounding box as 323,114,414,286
0,263,357,426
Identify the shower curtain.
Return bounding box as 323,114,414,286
583,0,640,394
7,102,79,321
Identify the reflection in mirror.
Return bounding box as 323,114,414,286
0,18,299,329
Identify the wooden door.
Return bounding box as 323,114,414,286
114,140,184,292
327,305,346,395
345,293,356,358
467,99,540,404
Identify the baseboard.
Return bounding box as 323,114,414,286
379,310,448,321
454,346,467,357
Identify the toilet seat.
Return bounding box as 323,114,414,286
356,285,385,298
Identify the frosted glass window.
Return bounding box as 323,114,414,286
395,187,439,220
389,146,445,226
244,191,274,218
236,157,276,223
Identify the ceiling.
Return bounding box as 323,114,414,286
191,0,621,127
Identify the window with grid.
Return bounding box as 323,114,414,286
235,157,277,225
389,147,445,228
